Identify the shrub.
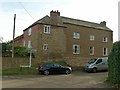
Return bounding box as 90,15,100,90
107,41,120,84
14,46,28,57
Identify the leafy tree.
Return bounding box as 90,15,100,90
108,41,120,84
14,46,28,57
2,42,12,56
2,42,30,57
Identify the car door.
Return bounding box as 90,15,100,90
52,64,62,74
102,59,108,70
58,65,66,73
46,64,55,74
96,59,104,70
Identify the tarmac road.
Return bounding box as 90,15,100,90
2,71,112,88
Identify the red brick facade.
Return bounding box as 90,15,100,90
14,34,24,47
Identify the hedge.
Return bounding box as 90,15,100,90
108,41,120,84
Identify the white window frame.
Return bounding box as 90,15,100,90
23,40,25,46
103,37,108,42
28,28,32,36
43,44,48,50
73,32,80,39
44,25,50,34
90,35,95,41
103,48,108,56
90,46,94,55
73,45,80,54
28,41,31,48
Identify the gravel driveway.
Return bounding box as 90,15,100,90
2,71,112,88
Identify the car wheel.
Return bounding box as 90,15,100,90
44,70,49,75
93,68,97,73
65,69,70,74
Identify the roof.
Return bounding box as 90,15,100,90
61,16,111,31
9,34,24,44
35,15,64,27
14,34,24,41
34,15,51,25
23,15,50,31
24,15,112,31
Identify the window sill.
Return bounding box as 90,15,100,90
73,53,80,55
103,55,108,56
44,32,50,34
102,41,108,43
73,38,80,39
90,54,94,55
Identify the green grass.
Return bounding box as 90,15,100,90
2,64,39,75
2,60,82,75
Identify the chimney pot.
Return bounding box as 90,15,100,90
100,21,106,26
50,10,60,16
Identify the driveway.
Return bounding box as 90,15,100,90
2,71,112,88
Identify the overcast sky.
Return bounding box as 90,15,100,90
0,0,119,42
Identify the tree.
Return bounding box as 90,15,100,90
108,41,120,84
14,46,29,57
2,42,12,56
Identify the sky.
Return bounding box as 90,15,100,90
0,0,119,42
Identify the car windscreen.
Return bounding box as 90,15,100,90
88,59,97,64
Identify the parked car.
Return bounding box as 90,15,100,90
84,57,108,72
38,63,72,75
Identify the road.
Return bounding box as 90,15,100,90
2,71,111,88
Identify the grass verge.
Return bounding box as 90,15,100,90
2,64,38,75
2,60,83,75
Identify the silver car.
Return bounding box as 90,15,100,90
84,57,108,72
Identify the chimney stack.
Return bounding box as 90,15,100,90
100,21,106,26
50,10,60,25
50,10,60,16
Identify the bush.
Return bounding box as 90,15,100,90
14,46,28,57
107,41,120,84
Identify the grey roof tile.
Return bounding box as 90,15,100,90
61,16,112,31
24,15,112,31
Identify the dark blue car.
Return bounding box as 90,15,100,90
38,63,72,75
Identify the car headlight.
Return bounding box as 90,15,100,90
68,67,72,71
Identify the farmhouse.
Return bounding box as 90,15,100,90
16,10,113,66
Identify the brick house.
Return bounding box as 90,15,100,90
20,10,113,66
14,34,24,47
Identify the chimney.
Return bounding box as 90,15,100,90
100,21,106,26
50,10,60,25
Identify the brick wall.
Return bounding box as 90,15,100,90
63,23,113,63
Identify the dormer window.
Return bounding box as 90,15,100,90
44,25,50,34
